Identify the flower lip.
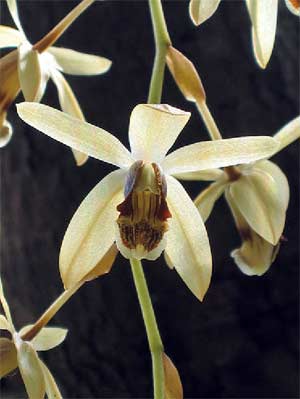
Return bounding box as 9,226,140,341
116,161,171,260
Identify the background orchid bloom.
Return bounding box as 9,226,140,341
189,0,299,69
17,102,278,300
182,116,300,276
0,277,67,399
0,0,111,165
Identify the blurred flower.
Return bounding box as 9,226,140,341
17,102,278,300
183,116,300,276
0,276,67,399
0,0,111,165
189,0,299,69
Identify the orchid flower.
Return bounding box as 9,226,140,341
189,0,299,69
0,0,111,166
180,116,300,276
17,102,279,300
0,276,67,399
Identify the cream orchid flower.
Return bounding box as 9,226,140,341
0,0,111,166
17,102,279,300
189,0,299,69
185,116,300,276
0,277,67,399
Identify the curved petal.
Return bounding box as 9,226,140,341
285,0,300,15
226,190,280,276
164,176,212,301
129,104,190,164
0,314,12,332
19,326,67,351
0,276,15,332
17,341,45,399
6,0,26,36
18,43,43,102
40,361,62,399
50,69,88,166
17,102,134,169
194,179,227,222
230,161,289,245
163,353,183,399
0,25,23,48
0,338,17,377
162,136,279,175
48,47,112,75
59,169,125,289
273,116,300,152
246,0,278,68
0,118,13,147
189,0,222,25
173,168,223,181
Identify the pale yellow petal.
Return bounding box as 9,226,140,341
6,0,25,36
230,161,289,245
173,168,223,181
163,136,278,175
189,0,222,25
273,116,300,152
0,276,15,331
19,326,67,351
226,190,280,275
60,169,125,289
129,104,190,163
17,341,45,399
166,46,206,103
0,338,17,377
246,0,278,68
48,47,111,75
50,69,88,166
17,102,133,168
0,25,23,48
83,243,118,282
0,119,13,147
163,353,183,399
165,176,212,301
285,0,300,15
40,360,62,399
18,43,43,102
0,314,12,332
194,179,227,222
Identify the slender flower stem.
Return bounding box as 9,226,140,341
148,0,171,103
130,258,164,399
33,0,95,53
21,280,84,341
196,100,223,140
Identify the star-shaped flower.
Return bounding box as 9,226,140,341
0,276,67,399
184,116,300,275
189,0,299,69
17,102,279,300
0,0,111,165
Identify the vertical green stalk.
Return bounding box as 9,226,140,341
130,258,164,399
148,0,171,103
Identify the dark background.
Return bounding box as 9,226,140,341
0,1,299,398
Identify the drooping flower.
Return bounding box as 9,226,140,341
17,102,278,300
0,276,67,399
182,116,300,276
189,0,299,69
0,0,111,165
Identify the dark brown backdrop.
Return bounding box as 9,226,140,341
1,1,299,398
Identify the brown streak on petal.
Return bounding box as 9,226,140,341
289,0,300,10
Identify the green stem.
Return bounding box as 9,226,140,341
148,0,171,103
130,258,164,399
